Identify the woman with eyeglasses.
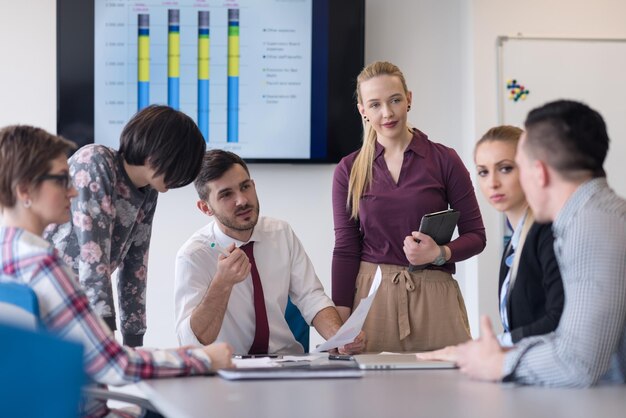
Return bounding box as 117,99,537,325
0,125,232,417
45,105,206,347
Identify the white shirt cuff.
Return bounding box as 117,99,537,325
498,332,514,347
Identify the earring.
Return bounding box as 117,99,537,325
363,115,369,122
407,104,411,111
23,199,32,208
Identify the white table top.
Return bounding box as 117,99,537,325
139,368,626,418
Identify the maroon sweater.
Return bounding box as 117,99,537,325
331,129,486,307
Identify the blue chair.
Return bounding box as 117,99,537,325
285,297,309,353
0,321,85,418
0,282,159,416
1,282,84,417
0,281,42,330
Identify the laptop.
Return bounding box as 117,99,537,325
354,354,456,370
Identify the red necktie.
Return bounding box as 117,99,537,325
241,242,270,354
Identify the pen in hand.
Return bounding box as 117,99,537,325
210,242,232,257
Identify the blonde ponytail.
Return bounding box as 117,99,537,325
348,123,377,219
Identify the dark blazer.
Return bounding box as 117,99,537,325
499,222,564,343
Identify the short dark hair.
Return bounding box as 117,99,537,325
0,125,75,208
523,100,609,179
119,105,206,189
194,149,250,201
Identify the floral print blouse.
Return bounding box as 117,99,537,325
46,144,158,347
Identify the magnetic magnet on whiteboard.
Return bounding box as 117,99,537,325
506,79,530,101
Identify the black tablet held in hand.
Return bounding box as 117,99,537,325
409,209,460,271
418,209,460,245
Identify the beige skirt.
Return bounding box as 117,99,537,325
353,261,471,352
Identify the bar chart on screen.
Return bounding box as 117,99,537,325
94,0,312,158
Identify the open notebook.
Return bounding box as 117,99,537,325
354,354,456,370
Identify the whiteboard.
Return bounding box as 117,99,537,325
498,36,626,198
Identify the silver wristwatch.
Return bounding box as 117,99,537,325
432,246,447,266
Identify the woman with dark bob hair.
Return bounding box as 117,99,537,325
46,105,207,347
0,125,231,417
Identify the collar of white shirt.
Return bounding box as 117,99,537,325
211,221,263,249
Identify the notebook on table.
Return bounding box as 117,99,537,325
354,354,456,370
217,362,364,380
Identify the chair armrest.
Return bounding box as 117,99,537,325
83,386,158,412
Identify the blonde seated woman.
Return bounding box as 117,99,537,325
0,125,232,418
419,126,564,360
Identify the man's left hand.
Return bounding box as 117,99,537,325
456,315,505,381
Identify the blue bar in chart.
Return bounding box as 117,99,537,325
168,9,180,110
198,11,210,141
137,14,150,111
227,9,240,143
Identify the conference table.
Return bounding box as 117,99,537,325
138,366,626,418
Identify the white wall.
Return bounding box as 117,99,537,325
3,0,626,348
0,0,56,131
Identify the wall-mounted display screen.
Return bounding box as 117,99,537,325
57,0,365,163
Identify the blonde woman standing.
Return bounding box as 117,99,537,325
332,61,486,352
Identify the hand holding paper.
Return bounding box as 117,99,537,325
313,267,382,353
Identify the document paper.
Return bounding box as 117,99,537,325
312,267,382,352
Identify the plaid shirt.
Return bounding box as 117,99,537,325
0,227,212,418
503,178,626,387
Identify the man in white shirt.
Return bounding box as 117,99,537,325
175,149,365,355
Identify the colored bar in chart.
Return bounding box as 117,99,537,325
137,14,150,111
198,11,210,141
227,9,240,143
168,9,180,110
